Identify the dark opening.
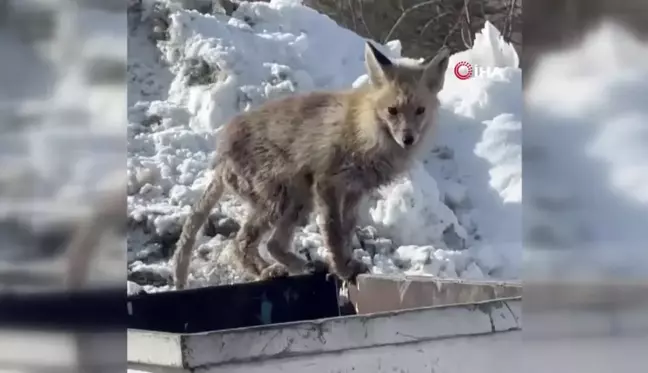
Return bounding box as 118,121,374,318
127,273,343,333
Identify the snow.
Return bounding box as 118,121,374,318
524,21,648,279
0,1,125,288
127,0,522,291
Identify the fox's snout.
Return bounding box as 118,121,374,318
402,131,415,146
392,127,418,149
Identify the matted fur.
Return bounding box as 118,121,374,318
172,42,450,289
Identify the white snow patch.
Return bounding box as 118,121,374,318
368,161,467,249
524,20,648,277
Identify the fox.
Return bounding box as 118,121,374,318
172,41,450,290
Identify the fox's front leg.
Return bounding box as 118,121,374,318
314,182,369,282
339,190,370,278
339,190,362,241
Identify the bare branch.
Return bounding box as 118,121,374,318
357,0,375,40
504,0,518,41
383,0,441,43
462,0,473,48
461,23,472,49
397,0,406,13
304,0,521,60
435,5,467,56
419,11,450,37
347,0,358,33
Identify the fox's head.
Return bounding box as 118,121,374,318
363,42,449,149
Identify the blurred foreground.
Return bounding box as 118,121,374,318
0,0,126,371
524,0,648,371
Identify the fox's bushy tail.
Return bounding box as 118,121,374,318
172,170,224,289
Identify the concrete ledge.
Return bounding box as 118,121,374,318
349,274,522,314
128,297,521,370
128,330,184,369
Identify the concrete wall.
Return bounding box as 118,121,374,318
130,330,521,373
349,274,522,314
128,297,521,373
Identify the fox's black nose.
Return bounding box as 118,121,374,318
403,134,415,146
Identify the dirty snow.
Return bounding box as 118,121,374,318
126,0,522,291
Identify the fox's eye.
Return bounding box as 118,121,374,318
387,107,398,116
415,106,425,115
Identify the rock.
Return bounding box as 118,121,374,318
184,58,223,86
362,238,393,256
204,214,240,238
395,245,434,267
151,223,182,258
356,225,378,241
128,267,171,287
443,224,466,251
197,244,213,260
134,244,166,263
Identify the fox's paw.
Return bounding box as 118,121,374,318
259,262,290,280
252,257,271,275
171,276,187,291
231,247,270,278
332,257,370,284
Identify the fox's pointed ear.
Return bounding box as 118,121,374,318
364,41,393,86
422,47,450,91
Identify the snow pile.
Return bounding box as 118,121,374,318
525,21,648,278
127,0,522,291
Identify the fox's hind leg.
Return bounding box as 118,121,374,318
231,210,272,277
259,199,313,279
221,165,273,278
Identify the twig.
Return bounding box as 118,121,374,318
435,5,466,57
347,0,358,34
460,23,471,49
383,0,441,43
461,0,473,48
357,0,376,40
504,0,518,42
419,11,450,36
397,0,406,13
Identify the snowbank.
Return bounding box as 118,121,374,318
127,0,522,291
524,21,648,278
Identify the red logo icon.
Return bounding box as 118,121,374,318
453,61,473,80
